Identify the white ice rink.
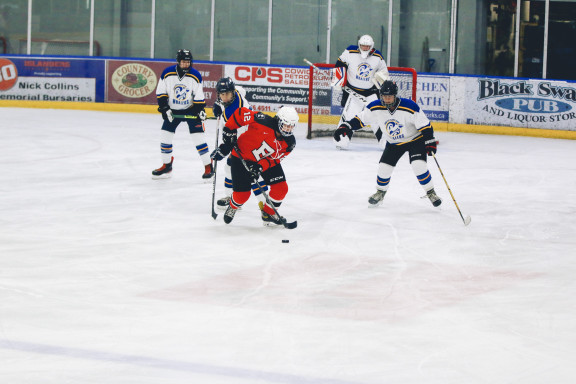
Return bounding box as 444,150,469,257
1,107,576,383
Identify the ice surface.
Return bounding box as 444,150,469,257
1,107,576,383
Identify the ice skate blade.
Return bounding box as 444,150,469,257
152,172,172,180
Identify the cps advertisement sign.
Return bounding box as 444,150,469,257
450,77,576,130
0,57,104,102
225,64,312,113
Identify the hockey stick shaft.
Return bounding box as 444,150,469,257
172,114,216,120
211,117,220,220
431,152,471,226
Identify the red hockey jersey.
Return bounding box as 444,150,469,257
224,107,296,171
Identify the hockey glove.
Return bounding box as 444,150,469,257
198,109,207,121
333,124,353,142
158,105,173,122
221,127,237,147
425,139,437,155
212,103,223,119
210,147,226,161
244,161,263,180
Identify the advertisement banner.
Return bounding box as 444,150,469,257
0,57,104,102
450,76,576,130
106,60,224,106
417,74,450,122
225,64,312,114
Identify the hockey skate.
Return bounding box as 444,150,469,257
261,210,284,227
152,157,173,179
216,196,231,210
223,205,237,224
368,190,386,206
426,188,442,207
202,163,214,181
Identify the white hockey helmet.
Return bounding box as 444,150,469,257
358,35,374,59
276,106,299,137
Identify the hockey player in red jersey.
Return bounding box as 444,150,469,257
210,106,298,226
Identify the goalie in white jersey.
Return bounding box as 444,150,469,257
338,80,442,208
152,49,213,180
332,34,389,150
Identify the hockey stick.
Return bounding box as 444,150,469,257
172,114,216,120
235,146,297,229
210,117,220,220
431,152,471,226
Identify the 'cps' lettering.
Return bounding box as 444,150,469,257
235,67,283,83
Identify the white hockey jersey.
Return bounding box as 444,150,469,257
336,45,388,92
352,98,433,145
156,65,205,111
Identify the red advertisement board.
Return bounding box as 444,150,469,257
106,60,224,106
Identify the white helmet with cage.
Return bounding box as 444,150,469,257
276,106,299,137
358,35,374,59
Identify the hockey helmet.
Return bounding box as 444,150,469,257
216,77,236,107
276,106,299,137
358,35,374,59
176,49,193,72
379,80,398,108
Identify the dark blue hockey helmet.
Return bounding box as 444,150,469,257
379,80,398,108
176,49,193,69
216,77,236,107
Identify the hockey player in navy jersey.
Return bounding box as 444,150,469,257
211,77,269,209
337,80,442,208
333,34,389,150
152,49,214,180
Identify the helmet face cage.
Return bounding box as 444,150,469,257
216,77,236,107
379,80,398,108
276,107,299,137
358,35,374,59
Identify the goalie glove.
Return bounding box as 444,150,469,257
425,138,437,155
333,124,353,142
158,105,174,122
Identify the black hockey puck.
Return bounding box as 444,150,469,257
282,239,289,243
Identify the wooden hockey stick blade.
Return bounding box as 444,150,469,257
463,215,471,226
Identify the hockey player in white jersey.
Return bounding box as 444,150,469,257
211,77,269,210
152,49,213,180
332,34,389,150
338,80,442,208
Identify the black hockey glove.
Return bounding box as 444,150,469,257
425,138,437,155
210,146,228,161
158,105,173,122
244,161,263,180
221,127,237,147
212,103,223,119
333,124,353,142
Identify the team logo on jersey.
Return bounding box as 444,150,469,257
386,119,404,139
172,84,190,104
111,63,157,98
355,63,372,81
